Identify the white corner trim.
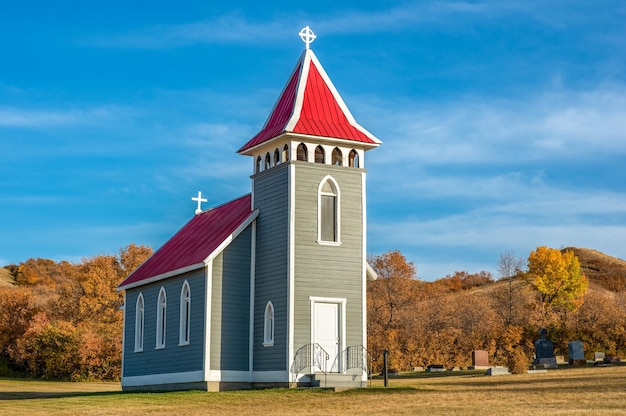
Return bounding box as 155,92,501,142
121,291,126,375
361,171,368,350
203,261,212,380
249,220,256,381
287,163,296,376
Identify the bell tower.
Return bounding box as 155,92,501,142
238,27,380,387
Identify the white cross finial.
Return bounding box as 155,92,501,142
191,191,207,215
299,26,316,50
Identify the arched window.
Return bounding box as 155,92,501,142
282,144,289,162
297,143,308,161
274,149,280,165
156,287,167,349
318,177,340,243
315,145,325,164
179,281,191,346
134,293,144,352
348,149,359,168
332,147,342,166
265,153,271,170
264,301,274,346
256,156,262,173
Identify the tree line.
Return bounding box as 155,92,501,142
0,244,152,380
1,244,624,380
367,247,626,373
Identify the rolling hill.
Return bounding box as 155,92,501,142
563,247,626,292
0,267,15,287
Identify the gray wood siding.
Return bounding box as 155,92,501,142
210,225,252,371
292,162,365,352
252,163,289,371
122,269,206,377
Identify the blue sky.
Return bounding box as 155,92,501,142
2,1,625,280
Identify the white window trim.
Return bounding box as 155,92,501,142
317,175,341,245
263,301,275,347
156,287,167,350
134,293,144,352
179,280,191,346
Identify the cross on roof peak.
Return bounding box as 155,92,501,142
191,191,207,215
299,26,316,50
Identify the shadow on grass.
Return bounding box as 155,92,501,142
0,390,128,401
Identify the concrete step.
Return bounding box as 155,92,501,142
308,373,366,388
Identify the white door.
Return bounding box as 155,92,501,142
314,302,340,372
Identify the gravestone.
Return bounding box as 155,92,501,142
568,341,586,365
470,349,489,369
485,366,510,376
426,364,446,372
534,328,557,369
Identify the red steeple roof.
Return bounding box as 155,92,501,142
238,49,380,154
118,194,257,290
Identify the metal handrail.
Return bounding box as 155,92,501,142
330,345,370,374
291,343,330,384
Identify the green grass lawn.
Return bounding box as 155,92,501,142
1,365,626,415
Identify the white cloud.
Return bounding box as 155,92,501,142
90,14,293,48
0,106,134,129
87,1,543,49
364,84,626,169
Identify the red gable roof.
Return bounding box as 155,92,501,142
118,194,256,290
238,49,380,154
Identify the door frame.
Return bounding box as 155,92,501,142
309,296,346,373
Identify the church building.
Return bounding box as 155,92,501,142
117,27,381,391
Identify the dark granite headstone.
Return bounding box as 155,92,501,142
534,328,557,368
568,340,586,365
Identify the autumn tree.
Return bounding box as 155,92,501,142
367,250,419,370
492,250,527,326
0,288,37,357
5,244,152,380
527,246,588,312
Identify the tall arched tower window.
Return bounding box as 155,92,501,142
274,149,280,165
332,147,342,166
348,149,359,168
315,145,325,163
263,301,274,347
134,293,144,352
297,143,308,161
156,287,167,349
179,281,191,346
256,156,262,173
282,144,289,162
318,176,340,243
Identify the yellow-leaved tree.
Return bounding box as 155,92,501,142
527,246,588,312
